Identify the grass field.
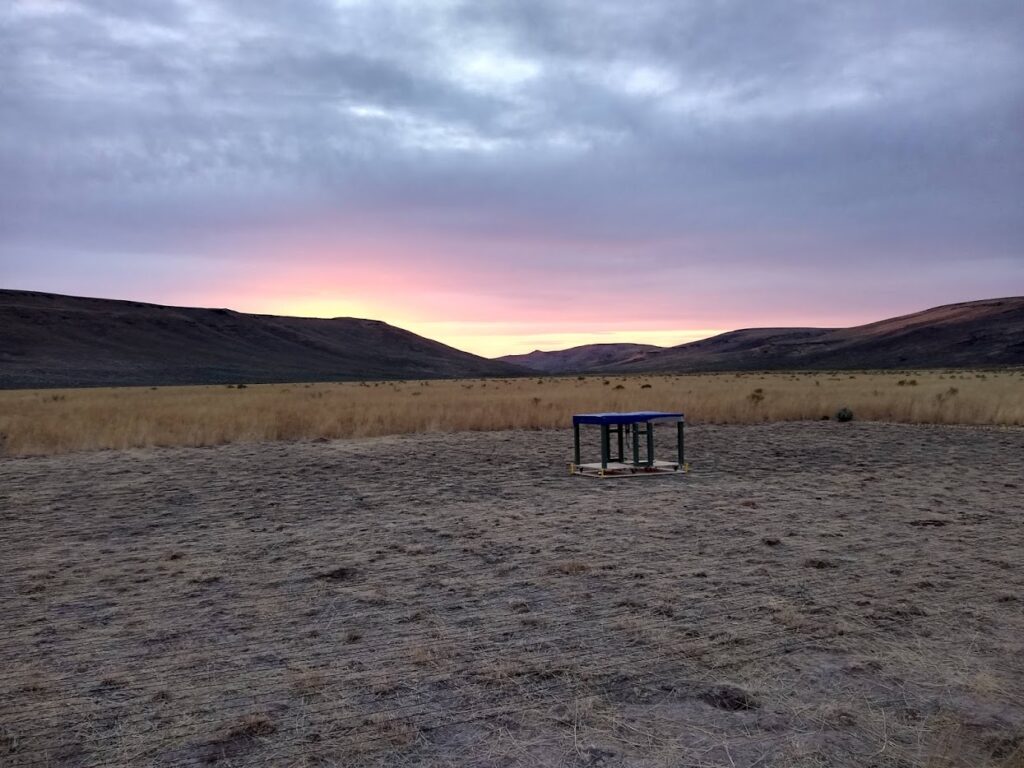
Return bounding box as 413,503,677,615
2,423,1022,766
1,370,1023,456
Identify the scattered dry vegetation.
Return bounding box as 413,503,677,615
1,370,1023,456
2,424,1022,766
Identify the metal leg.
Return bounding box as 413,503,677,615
600,424,609,469
616,425,624,463
632,425,640,466
677,420,685,469
573,423,581,466
646,421,655,467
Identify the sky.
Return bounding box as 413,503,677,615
2,0,1023,357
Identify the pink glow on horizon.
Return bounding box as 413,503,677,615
148,226,952,357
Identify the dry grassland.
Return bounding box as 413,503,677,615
1,370,1023,456
1,423,1022,766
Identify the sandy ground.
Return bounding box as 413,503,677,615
1,423,1023,767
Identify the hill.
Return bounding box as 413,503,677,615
497,343,661,373
0,290,524,388
603,297,1024,372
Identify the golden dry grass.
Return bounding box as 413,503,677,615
1,369,1022,456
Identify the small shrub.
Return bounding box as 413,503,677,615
836,407,853,422
641,383,652,389
614,384,625,390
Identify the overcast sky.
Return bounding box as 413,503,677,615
2,0,1022,355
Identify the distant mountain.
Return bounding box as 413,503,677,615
0,290,525,388
603,298,1024,372
497,343,662,373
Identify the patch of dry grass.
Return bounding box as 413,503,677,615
1,370,1022,456
2,424,1022,766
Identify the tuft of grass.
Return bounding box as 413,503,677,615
509,598,530,613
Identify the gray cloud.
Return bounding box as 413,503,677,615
1,0,1022,317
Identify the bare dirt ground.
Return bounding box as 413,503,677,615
2,423,1022,767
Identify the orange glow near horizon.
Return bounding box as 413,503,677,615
197,283,723,356
395,325,728,357
231,294,725,356
161,233,741,357
161,231,852,358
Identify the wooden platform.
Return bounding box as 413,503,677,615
570,459,688,478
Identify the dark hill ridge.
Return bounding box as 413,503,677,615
497,343,661,374
0,290,524,388
4,292,1021,388
603,297,1024,372
497,298,1024,374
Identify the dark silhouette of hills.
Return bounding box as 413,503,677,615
4,292,1021,389
497,343,660,373
0,290,524,388
502,298,1024,373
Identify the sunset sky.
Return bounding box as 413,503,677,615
2,1,1022,356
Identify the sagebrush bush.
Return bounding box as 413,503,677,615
836,407,854,422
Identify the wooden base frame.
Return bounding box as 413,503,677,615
569,459,690,478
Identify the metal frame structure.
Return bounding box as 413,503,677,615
570,411,687,477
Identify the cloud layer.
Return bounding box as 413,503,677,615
2,0,1022,354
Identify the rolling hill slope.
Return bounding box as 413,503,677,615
497,343,661,374
0,290,524,388
603,298,1024,372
